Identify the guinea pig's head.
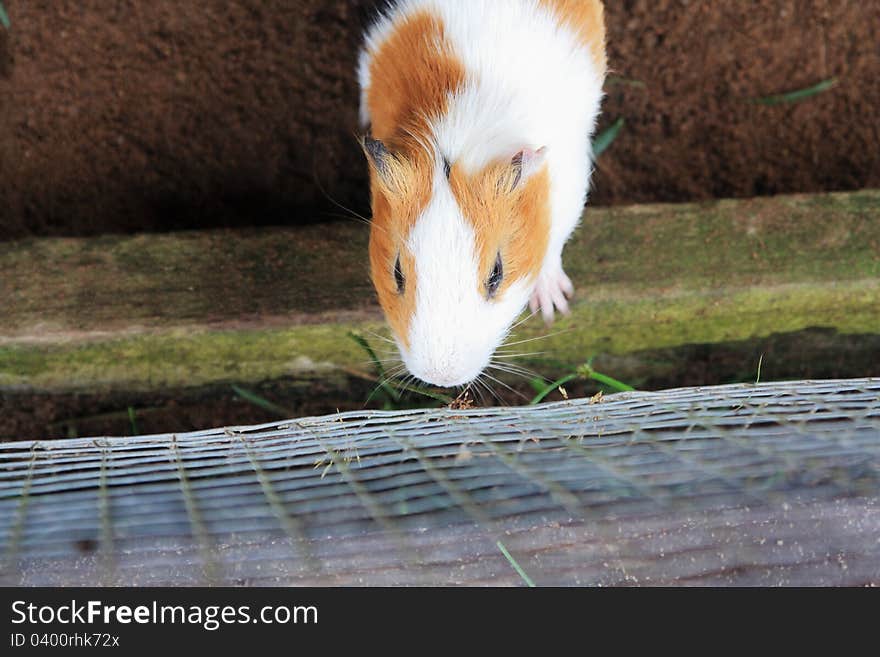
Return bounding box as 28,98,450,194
363,136,550,388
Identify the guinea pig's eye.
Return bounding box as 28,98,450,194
394,254,405,294
486,252,503,299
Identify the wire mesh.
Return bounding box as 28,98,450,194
1,378,878,586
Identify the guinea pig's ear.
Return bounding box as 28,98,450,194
506,146,548,192
361,136,400,190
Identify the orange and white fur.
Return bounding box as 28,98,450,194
359,0,607,387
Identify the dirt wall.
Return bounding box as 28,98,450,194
0,1,878,239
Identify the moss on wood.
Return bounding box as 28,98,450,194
1,190,878,392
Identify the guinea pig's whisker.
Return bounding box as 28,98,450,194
365,376,397,407
471,376,497,405
393,374,417,397
320,211,372,226
508,309,540,332
386,366,408,380
500,327,576,348
370,363,407,389
358,355,399,366
490,359,548,373
311,150,380,232
387,369,408,385
317,198,372,227
492,350,548,359
498,335,551,348
477,380,494,405
362,330,397,346
488,361,539,377
480,371,528,402
465,381,483,405
492,358,541,371
361,358,404,367
366,373,403,402
487,363,548,387
378,361,405,373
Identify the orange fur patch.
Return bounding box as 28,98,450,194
449,160,551,299
367,162,424,350
364,10,466,348
366,11,466,152
538,0,607,76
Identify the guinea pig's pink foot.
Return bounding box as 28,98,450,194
529,268,575,325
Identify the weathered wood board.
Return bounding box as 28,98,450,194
2,379,878,586
1,190,878,394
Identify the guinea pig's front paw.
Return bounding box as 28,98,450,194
529,267,575,325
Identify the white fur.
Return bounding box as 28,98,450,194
402,159,532,386
360,0,605,387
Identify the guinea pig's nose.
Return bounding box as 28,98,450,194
412,363,468,389
405,347,484,388
418,370,457,388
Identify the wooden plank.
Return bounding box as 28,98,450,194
1,190,878,392
8,501,880,586
3,378,879,586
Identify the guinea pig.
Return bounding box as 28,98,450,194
358,0,607,388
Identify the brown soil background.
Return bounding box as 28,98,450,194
1,1,878,240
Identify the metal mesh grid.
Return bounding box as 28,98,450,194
1,378,879,586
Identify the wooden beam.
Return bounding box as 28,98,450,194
1,190,878,392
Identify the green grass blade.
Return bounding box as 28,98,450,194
751,78,838,106
528,377,547,394
531,364,634,404
497,540,536,587
348,332,400,403
231,384,294,418
587,371,635,392
592,117,624,157
0,3,9,30
366,378,454,406
350,332,453,405
755,353,764,384
397,383,453,404
577,364,635,392
530,373,578,405
127,407,139,436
